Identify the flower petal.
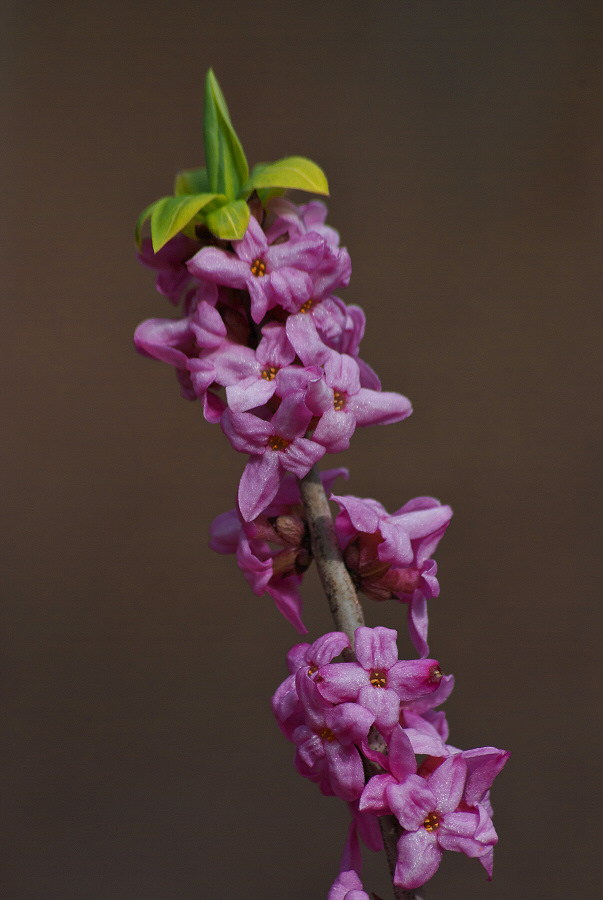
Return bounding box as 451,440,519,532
317,662,368,703
280,437,326,478
386,775,434,831
221,409,272,454
394,829,442,890
187,246,249,288
428,753,467,814
354,625,399,671
237,453,282,522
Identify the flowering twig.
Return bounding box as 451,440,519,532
299,465,423,900
134,68,508,900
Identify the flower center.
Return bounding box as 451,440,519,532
251,258,266,277
369,668,387,688
318,726,336,742
268,435,291,452
261,366,278,381
428,665,443,685
333,390,346,411
307,664,322,683
300,298,314,313
423,812,440,832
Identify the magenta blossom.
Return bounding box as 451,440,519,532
210,469,348,631
265,198,341,249
327,870,369,900
224,322,297,412
287,315,412,452
187,214,326,323
133,314,201,401
317,626,442,735
390,755,498,889
271,631,351,739
292,669,374,801
327,821,370,900
332,494,452,656
221,394,326,521
359,729,503,890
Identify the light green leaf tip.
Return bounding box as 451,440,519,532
240,156,329,199
151,193,222,252
203,200,250,241
204,69,249,199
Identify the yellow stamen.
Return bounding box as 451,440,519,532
251,258,266,277
319,727,336,742
300,299,314,313
333,390,346,411
369,669,387,688
429,665,443,684
423,812,440,832
261,366,278,381
268,435,290,452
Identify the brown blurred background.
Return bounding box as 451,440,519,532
2,1,602,897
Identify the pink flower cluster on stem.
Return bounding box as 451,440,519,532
135,195,509,899
135,199,412,523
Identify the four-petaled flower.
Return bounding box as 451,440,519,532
187,214,326,323
389,755,498,889
221,394,326,521
317,626,442,734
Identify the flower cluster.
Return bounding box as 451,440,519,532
209,468,346,633
332,493,452,657
136,197,507,893
135,199,411,523
209,468,452,653
272,626,509,892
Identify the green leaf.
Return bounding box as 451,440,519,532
174,167,210,196
240,156,329,198
134,199,161,249
150,192,222,252
202,199,250,241
203,69,249,199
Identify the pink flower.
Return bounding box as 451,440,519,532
328,820,371,900
327,870,369,900
390,755,498,890
317,626,442,735
210,469,348,631
133,314,201,401
287,316,412,453
264,200,353,313
224,322,297,412
359,731,505,890
332,494,452,656
187,214,325,323
292,670,374,801
221,395,326,521
265,198,341,249
271,631,351,739
461,746,511,817
134,315,197,369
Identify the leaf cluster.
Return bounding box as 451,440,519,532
136,69,329,252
